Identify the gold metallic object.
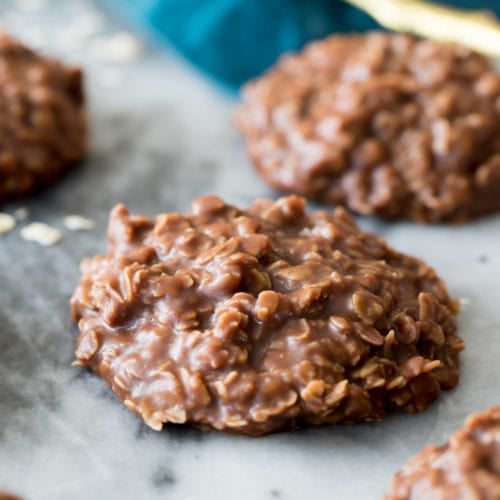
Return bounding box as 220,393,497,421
343,0,500,57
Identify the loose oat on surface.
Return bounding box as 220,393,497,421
0,32,87,201
63,214,95,231
385,406,500,500
21,222,61,246
235,32,500,223
0,213,16,234
71,196,463,436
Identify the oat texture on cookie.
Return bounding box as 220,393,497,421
71,195,464,435
385,406,500,500
235,32,500,223
0,32,86,201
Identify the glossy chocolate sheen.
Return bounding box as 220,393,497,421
385,406,500,499
71,196,463,435
235,32,500,223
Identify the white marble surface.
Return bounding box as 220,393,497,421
0,1,499,499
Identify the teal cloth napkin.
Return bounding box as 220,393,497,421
104,0,500,89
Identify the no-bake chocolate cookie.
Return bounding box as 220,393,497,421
235,32,500,223
0,33,86,201
71,196,463,435
0,493,20,500
385,406,500,499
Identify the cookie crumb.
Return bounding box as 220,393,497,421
64,215,95,231
0,213,16,234
21,222,61,246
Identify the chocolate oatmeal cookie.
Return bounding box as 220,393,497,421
235,32,500,223
71,196,463,436
0,33,86,201
385,406,500,499
0,493,20,500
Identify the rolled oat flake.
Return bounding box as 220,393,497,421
21,222,61,246
63,215,95,231
0,213,16,234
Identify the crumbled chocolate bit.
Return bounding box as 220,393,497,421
385,406,500,500
235,32,500,223
71,195,463,436
0,32,86,201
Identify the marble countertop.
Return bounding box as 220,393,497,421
0,1,499,499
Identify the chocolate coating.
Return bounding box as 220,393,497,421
71,196,463,435
235,32,500,223
0,494,20,500
0,33,86,201
385,406,500,499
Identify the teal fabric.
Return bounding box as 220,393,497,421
103,0,500,89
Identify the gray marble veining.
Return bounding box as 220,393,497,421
0,1,499,499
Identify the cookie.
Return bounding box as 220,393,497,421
0,493,20,500
71,195,463,435
385,406,500,499
235,32,500,223
0,33,86,201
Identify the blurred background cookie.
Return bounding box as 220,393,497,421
235,33,500,222
0,33,86,202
